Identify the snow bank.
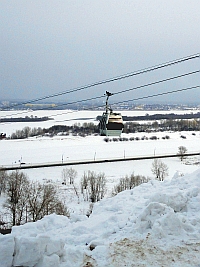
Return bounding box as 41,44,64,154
1,169,200,266
0,234,14,267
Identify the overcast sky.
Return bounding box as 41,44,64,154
1,1,199,104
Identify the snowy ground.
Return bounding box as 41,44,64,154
1,109,200,215
1,131,200,182
0,109,200,266
1,168,200,266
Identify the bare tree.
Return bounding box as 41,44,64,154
4,171,30,226
62,168,77,185
151,159,168,181
0,212,8,229
3,172,69,226
0,170,7,196
177,146,187,161
81,171,106,202
28,182,69,222
27,181,44,222
22,126,31,138
61,167,79,201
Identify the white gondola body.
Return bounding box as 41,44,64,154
99,111,124,136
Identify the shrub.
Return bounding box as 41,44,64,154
112,174,149,196
180,135,186,139
81,171,106,203
151,159,168,181
150,136,157,140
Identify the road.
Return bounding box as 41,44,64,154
1,152,199,171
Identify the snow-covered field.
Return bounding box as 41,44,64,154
1,108,200,136
1,109,200,181
1,132,200,182
0,109,200,266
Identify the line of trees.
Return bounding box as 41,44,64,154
0,168,150,228
123,119,200,133
10,126,44,139
103,135,170,142
9,123,99,139
0,116,51,123
112,173,149,196
6,118,200,140
0,171,69,227
122,112,200,121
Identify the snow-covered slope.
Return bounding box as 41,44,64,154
1,168,200,267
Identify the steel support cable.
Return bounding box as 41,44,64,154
1,53,199,110
50,84,200,119
0,95,104,121
113,85,200,105
112,70,200,97
26,69,200,114
0,69,199,121
50,84,200,123
1,85,199,126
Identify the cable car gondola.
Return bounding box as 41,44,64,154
99,91,124,136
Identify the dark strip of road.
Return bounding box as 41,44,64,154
1,152,200,171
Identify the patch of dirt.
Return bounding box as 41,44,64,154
82,254,96,267
109,238,200,267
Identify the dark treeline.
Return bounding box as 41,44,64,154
9,123,99,139
7,119,200,140
46,122,99,136
123,119,200,133
0,116,52,123
123,112,200,121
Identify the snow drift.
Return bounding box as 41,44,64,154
1,169,200,266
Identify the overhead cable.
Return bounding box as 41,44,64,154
50,84,200,123
1,84,199,126
1,69,199,119
114,85,200,105
113,70,200,96
2,53,199,110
